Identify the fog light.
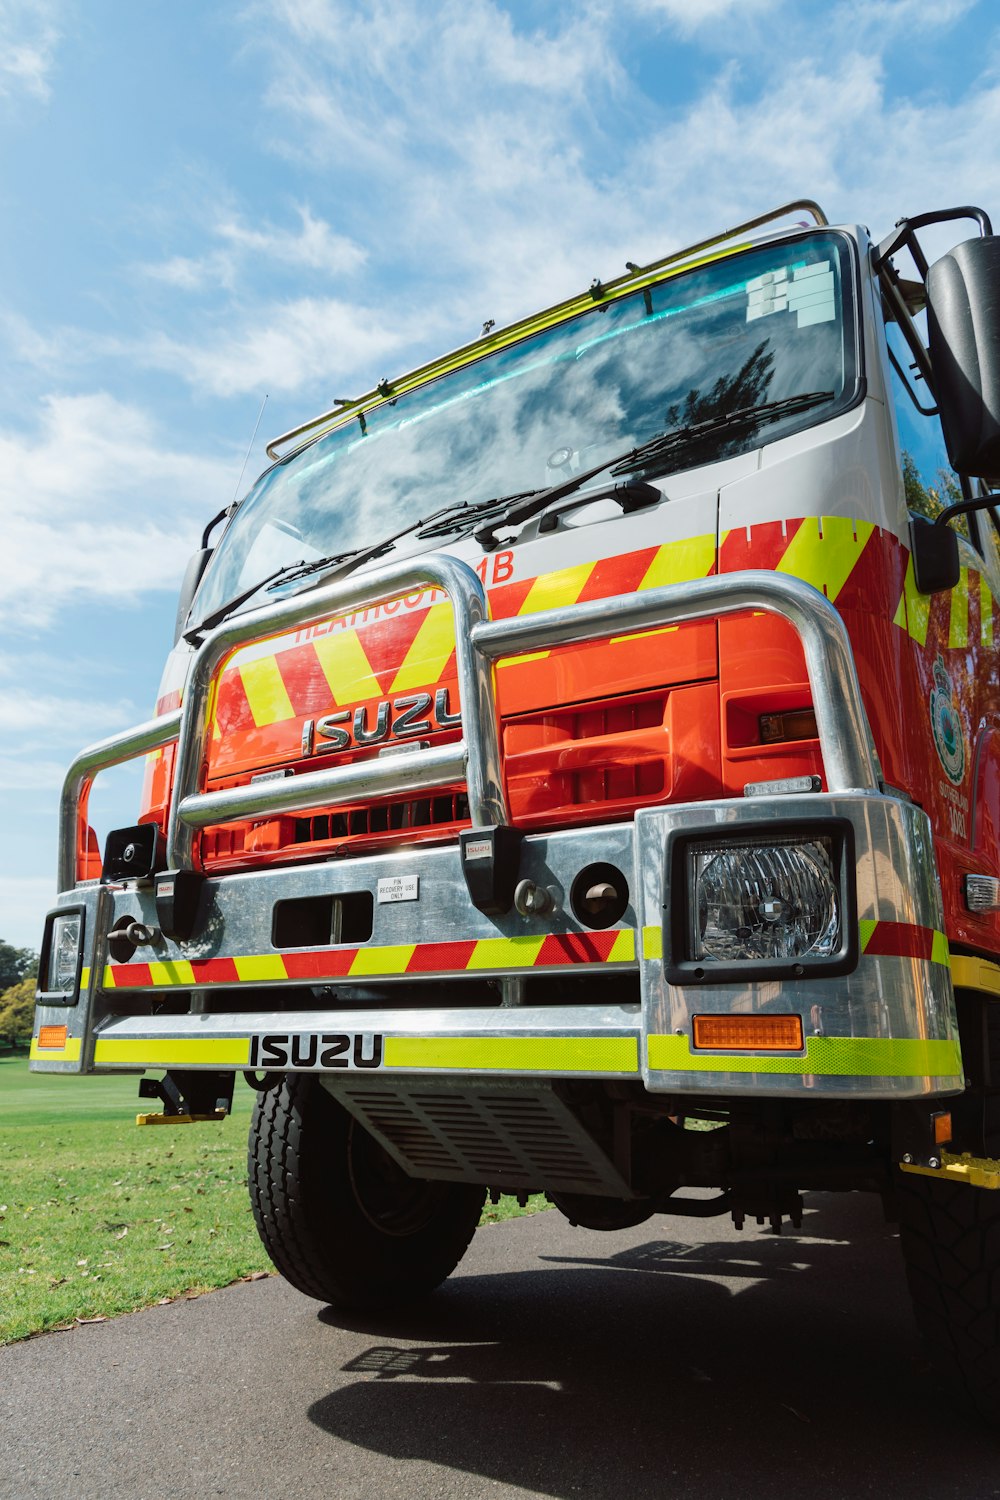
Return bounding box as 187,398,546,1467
690,838,840,964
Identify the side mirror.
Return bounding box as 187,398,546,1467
909,515,959,595
173,547,213,643
926,236,1000,482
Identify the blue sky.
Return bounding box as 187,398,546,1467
0,0,997,950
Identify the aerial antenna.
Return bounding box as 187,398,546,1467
231,394,269,506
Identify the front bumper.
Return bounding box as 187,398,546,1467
32,792,961,1099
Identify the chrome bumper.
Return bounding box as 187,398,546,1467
33,794,961,1099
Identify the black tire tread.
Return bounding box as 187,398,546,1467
247,1073,484,1310
897,1170,1000,1421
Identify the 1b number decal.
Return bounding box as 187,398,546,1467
248,1031,384,1070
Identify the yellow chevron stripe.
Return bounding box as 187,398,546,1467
607,929,637,963
892,555,931,646
389,601,457,694
312,628,381,705
349,944,416,977
948,567,969,648
234,954,288,982
637,533,715,591
148,959,196,986
776,516,875,602
931,930,951,968
465,935,546,970
383,1034,639,1073
981,575,994,648
648,1033,962,1078
239,656,295,727
517,562,595,615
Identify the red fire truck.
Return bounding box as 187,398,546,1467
30,200,1000,1417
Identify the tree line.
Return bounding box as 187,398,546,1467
0,940,39,1049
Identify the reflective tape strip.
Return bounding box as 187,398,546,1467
312,628,382,705
80,967,91,989
948,567,970,648
642,925,663,960
29,1035,82,1062
951,954,1000,996
383,1035,639,1073
93,1036,252,1068
389,601,456,694
102,927,639,987
636,534,716,592
517,561,596,616
234,954,289,982
648,1034,962,1077
892,555,931,646
148,959,196,986
776,516,875,603
981,575,994,648
465,935,546,970
350,944,416,977
239,655,295,727
859,920,949,965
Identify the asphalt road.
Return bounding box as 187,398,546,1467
2,1194,998,1500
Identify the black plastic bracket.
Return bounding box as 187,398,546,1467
154,870,204,941
460,826,523,916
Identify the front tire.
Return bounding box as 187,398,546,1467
248,1073,486,1311
897,1171,1000,1420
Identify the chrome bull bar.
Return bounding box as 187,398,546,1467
57,557,880,894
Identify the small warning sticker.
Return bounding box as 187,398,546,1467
377,875,420,904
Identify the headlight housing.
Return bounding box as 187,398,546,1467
666,823,856,984
38,908,85,1004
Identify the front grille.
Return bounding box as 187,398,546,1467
199,687,674,872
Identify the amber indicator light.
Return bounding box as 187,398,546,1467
37,1025,68,1050
759,708,818,744
693,1014,804,1051
932,1110,953,1146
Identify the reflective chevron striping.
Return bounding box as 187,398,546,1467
101,926,639,988
239,655,295,727
775,516,875,602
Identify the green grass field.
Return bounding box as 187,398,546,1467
0,1053,545,1343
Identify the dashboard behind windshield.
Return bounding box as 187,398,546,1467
194,231,858,626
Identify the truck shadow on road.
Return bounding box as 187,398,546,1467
306,1196,1000,1498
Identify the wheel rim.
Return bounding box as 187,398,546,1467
346,1118,449,1237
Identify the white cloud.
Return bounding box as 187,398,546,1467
0,392,233,627
0,0,60,102
141,205,365,292
0,875,55,947
141,296,440,397
627,0,777,30
0,691,134,734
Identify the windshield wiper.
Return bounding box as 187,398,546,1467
474,390,835,550
185,494,540,641
610,390,835,478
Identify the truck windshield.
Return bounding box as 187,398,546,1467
193,231,857,627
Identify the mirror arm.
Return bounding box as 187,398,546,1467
935,494,997,528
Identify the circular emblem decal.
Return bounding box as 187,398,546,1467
930,656,966,785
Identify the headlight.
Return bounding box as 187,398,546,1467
689,838,841,964
42,911,83,1000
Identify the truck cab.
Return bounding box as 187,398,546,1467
31,200,1000,1418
